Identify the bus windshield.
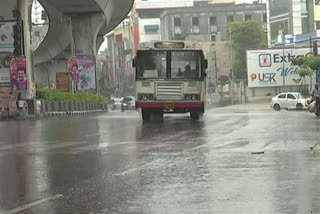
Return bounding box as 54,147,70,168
137,51,167,79
136,50,203,80
171,51,201,79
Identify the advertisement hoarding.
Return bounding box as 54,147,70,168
56,73,70,91
10,57,27,91
0,21,16,53
247,47,314,88
67,55,96,92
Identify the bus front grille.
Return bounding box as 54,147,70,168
156,82,183,101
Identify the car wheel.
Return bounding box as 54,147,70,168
296,103,303,111
274,104,281,111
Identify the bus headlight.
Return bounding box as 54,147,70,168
185,95,191,100
185,94,200,101
139,94,154,101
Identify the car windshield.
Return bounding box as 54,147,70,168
114,99,122,104
123,97,133,102
295,93,305,99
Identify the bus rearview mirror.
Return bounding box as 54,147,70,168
132,58,136,68
203,59,208,69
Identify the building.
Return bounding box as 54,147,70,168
267,0,315,46
32,0,44,24
159,2,266,90
315,3,320,33
160,2,267,41
98,19,135,97
130,0,194,54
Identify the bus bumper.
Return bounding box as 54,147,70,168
136,101,204,112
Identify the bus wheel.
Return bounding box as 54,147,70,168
190,111,200,121
156,111,164,120
142,109,150,121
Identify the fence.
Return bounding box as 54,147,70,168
40,100,108,117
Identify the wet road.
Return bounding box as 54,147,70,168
1,104,320,214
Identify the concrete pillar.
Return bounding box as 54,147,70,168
71,13,105,55
0,0,34,99
20,0,35,99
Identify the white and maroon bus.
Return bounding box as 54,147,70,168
133,41,208,121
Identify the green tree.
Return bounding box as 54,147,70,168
230,21,267,80
291,56,320,95
291,56,320,77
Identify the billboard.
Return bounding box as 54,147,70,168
0,21,15,53
247,47,314,88
56,73,70,91
10,57,27,91
67,55,96,92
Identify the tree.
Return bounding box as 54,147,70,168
230,21,267,80
291,56,320,95
291,56,320,77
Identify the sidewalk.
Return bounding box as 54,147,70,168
219,103,271,111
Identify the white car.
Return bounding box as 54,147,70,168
270,92,307,111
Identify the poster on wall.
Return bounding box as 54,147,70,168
0,54,11,84
56,73,70,91
67,55,96,92
247,47,314,88
0,21,16,53
10,57,27,91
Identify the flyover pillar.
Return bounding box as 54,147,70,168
0,0,34,99
71,14,105,55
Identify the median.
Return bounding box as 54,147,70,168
36,88,108,118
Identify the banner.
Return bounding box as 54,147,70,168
56,73,70,91
0,21,15,53
247,47,314,88
0,54,11,83
67,55,96,92
10,57,27,91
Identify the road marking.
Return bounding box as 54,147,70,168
0,194,63,214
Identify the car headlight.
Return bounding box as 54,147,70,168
185,95,191,100
142,95,148,101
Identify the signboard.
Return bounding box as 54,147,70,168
247,47,314,88
67,55,96,92
56,73,70,91
0,68,10,83
0,21,15,53
10,57,27,91
285,35,295,45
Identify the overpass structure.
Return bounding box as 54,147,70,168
0,0,134,96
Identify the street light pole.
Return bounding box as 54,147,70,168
229,24,235,104
282,30,285,93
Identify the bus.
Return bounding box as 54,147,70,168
133,41,208,121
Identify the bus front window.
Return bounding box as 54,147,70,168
137,51,167,79
171,51,201,79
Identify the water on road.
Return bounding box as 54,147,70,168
0,105,320,214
